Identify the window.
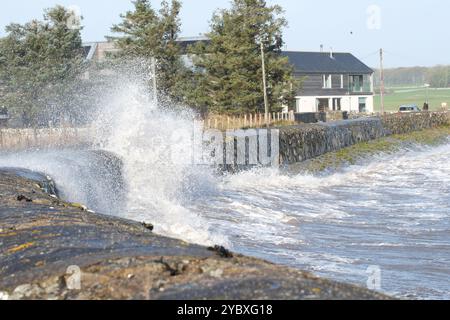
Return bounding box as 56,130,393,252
332,98,342,111
350,75,364,92
322,74,332,89
359,97,367,113
340,75,344,89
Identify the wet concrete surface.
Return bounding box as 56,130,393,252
0,169,391,300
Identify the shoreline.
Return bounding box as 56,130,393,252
1,124,449,300
0,168,390,300
287,124,450,173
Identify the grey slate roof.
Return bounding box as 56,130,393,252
282,51,373,74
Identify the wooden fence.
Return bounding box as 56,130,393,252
0,127,92,151
204,111,295,130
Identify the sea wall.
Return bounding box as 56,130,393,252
381,112,450,135
1,113,449,166
279,118,385,164
0,127,92,151
279,112,450,165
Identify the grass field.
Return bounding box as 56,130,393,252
373,87,450,112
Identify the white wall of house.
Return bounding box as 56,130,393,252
295,95,374,113
295,97,317,112
343,95,374,113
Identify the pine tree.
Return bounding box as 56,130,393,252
188,0,298,114
109,0,186,103
0,5,84,126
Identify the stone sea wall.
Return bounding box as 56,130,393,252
279,118,385,164
279,112,450,165
1,112,449,166
381,112,450,135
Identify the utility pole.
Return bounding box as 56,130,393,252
379,48,385,114
152,57,158,106
260,41,269,126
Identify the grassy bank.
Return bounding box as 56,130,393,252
294,124,450,173
373,87,450,112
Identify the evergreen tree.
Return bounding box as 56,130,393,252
188,0,298,114
110,0,186,103
0,5,84,126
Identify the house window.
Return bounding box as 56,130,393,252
322,75,332,89
332,98,342,111
349,75,364,92
359,97,367,113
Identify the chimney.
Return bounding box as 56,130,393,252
330,47,334,59
320,44,324,52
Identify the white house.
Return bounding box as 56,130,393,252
282,51,374,113
82,41,374,114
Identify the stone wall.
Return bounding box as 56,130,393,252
1,112,449,166
0,127,92,151
381,112,450,135
279,112,450,165
279,118,385,164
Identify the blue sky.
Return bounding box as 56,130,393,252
0,0,448,68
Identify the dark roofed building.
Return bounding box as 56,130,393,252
82,36,210,62
80,38,373,114
177,36,210,53
282,51,373,74
283,51,374,113
82,42,120,62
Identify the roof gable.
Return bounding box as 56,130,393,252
282,51,373,74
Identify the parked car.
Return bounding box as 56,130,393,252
399,105,421,113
